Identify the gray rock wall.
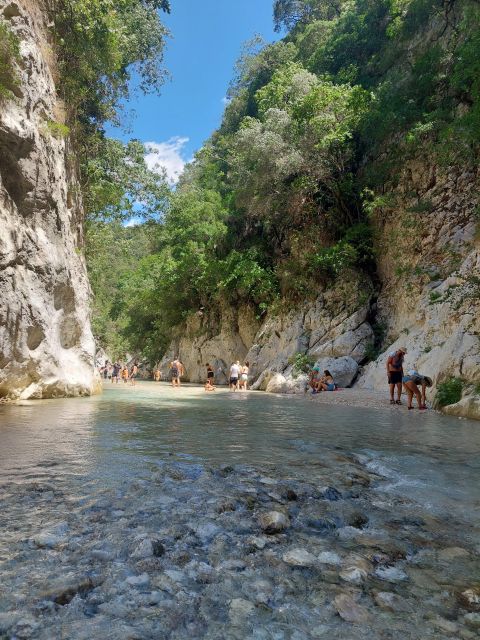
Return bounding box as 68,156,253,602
0,1,99,399
358,159,480,415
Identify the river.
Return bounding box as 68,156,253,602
1,382,479,639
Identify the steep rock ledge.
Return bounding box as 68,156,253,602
0,1,98,399
358,158,480,417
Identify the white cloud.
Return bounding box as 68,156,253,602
221,96,231,106
124,216,141,228
144,136,190,185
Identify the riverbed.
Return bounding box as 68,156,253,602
0,382,479,639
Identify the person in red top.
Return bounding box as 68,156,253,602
387,347,407,405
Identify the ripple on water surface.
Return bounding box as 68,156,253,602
1,383,480,639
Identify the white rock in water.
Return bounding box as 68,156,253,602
282,549,316,567
340,566,367,584
259,511,289,534
194,522,221,543
374,565,408,582
374,591,411,613
125,573,149,587
317,551,342,565
33,532,64,549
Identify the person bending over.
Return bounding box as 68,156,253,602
403,370,432,410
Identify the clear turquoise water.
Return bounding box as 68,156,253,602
1,382,479,526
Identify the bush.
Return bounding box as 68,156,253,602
288,352,315,376
0,19,20,99
436,378,463,407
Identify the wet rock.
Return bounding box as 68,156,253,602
248,536,269,550
194,522,221,543
464,612,480,630
334,594,372,624
216,500,236,513
41,575,94,605
282,548,317,567
321,486,342,501
438,546,470,562
459,587,480,611
259,511,288,534
374,565,408,582
431,616,459,634
125,573,149,587
0,612,20,633
373,591,412,613
229,598,255,624
347,513,369,529
130,537,165,559
307,516,340,531
32,524,68,548
284,489,298,501
11,617,39,640
317,551,342,566
340,566,367,584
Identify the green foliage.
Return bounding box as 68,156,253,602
86,0,480,363
84,137,170,222
50,0,171,223
288,352,316,375
436,377,463,407
44,120,70,139
0,18,20,99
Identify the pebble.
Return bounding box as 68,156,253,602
464,612,480,629
258,511,289,534
125,573,149,587
438,547,471,562
339,566,367,584
317,551,342,566
459,587,480,611
334,594,372,624
373,591,412,613
229,598,255,622
374,565,408,582
282,548,317,567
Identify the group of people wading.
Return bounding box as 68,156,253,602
100,346,432,410
149,357,249,393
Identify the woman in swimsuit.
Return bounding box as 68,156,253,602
403,370,431,410
315,370,335,392
239,361,249,390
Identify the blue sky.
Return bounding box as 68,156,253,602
109,0,279,185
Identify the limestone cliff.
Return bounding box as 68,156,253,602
358,157,480,415
0,1,98,399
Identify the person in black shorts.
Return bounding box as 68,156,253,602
387,347,407,404
206,363,215,385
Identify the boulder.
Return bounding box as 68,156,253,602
258,511,289,534
312,356,359,387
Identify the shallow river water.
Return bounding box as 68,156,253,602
1,383,479,639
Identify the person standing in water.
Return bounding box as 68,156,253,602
130,362,138,386
206,363,215,386
229,360,241,391
170,357,184,387
153,368,161,382
111,362,120,384
387,347,407,404
239,361,249,390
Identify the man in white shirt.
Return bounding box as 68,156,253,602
229,360,241,391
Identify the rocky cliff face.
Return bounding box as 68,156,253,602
0,1,98,399
358,158,480,416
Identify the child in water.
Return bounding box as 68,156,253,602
204,379,216,392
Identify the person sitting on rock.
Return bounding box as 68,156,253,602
309,365,320,392
403,369,432,410
387,347,407,405
314,370,335,393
